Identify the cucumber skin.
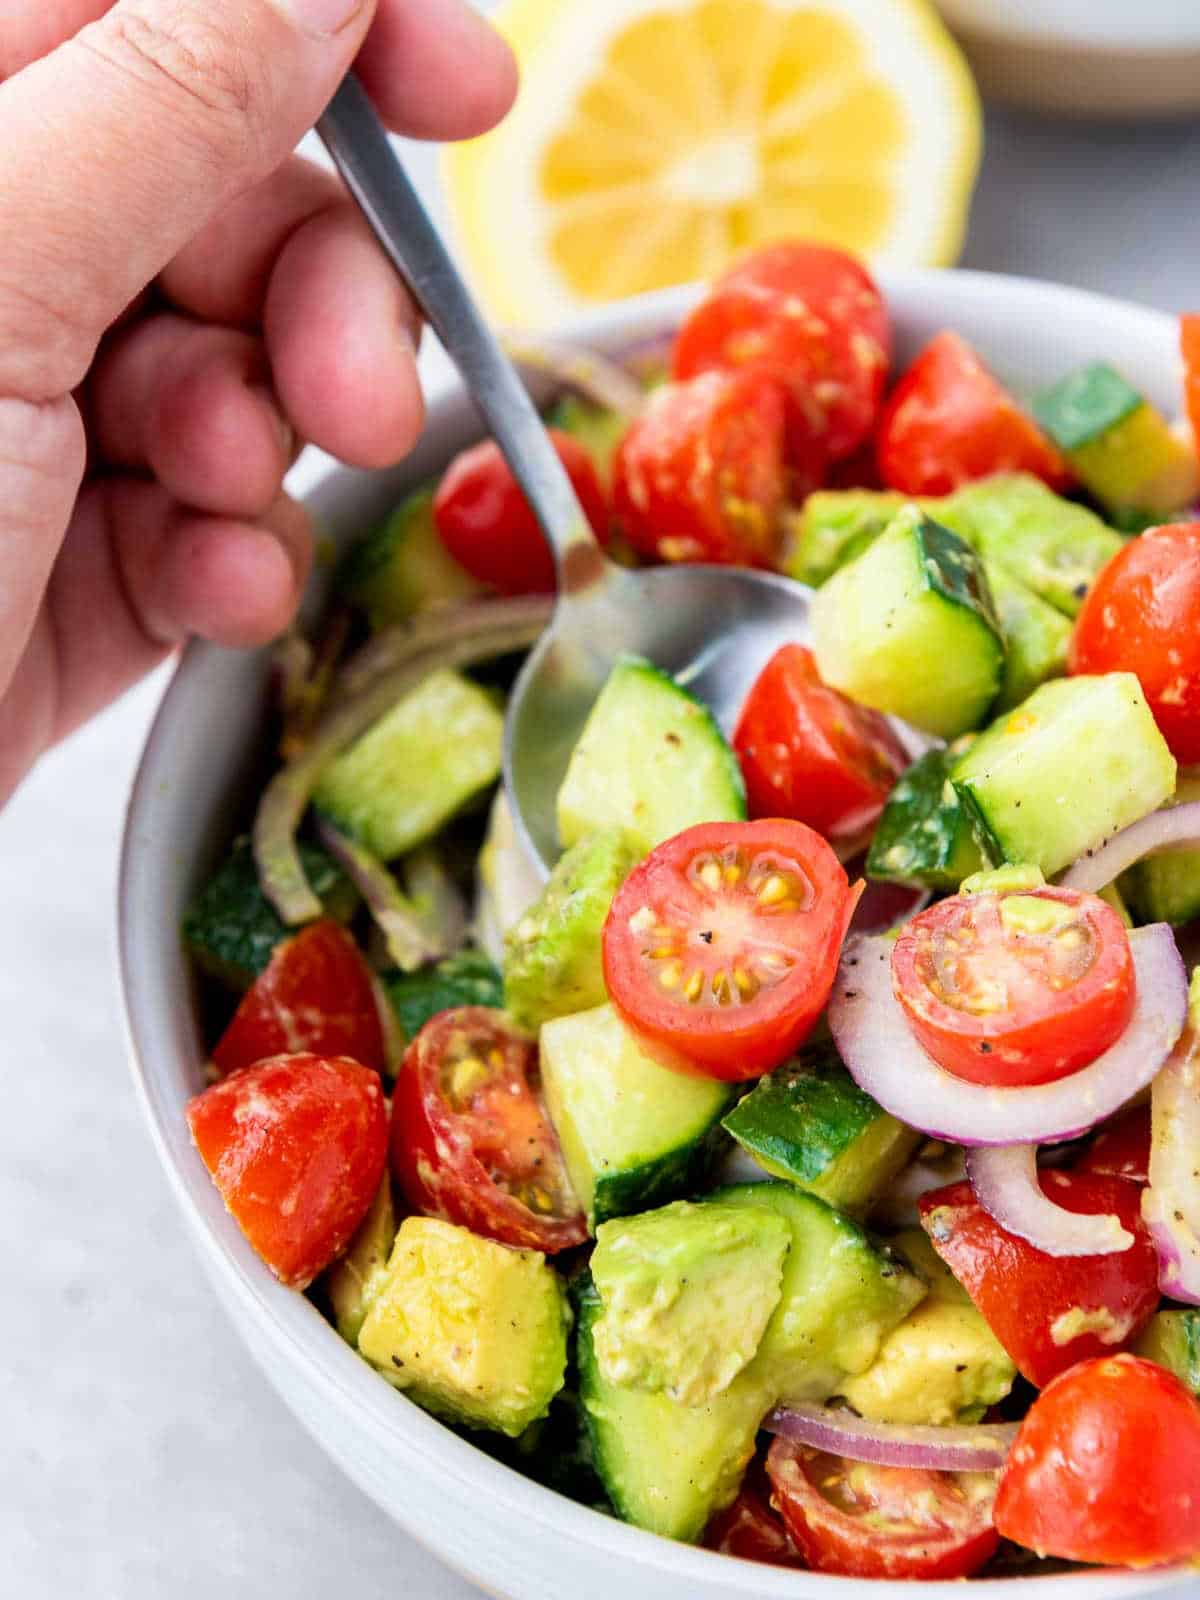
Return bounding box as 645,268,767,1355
1032,363,1142,453
866,745,983,890
337,487,482,627
591,1110,729,1229
382,950,503,1046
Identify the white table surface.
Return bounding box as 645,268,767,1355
5,101,1200,1599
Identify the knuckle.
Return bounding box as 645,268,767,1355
88,3,260,128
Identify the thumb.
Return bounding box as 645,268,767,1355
0,0,379,405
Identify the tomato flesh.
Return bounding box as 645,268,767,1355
1182,314,1200,458
734,644,909,842
187,1052,388,1289
891,887,1135,1088
433,429,609,595
877,331,1071,497
602,819,855,1081
612,369,788,568
1075,1104,1151,1183
765,1438,999,1580
996,1354,1200,1567
673,242,891,466
1070,522,1200,763
211,919,386,1079
390,1006,586,1253
919,1174,1160,1387
703,1462,803,1567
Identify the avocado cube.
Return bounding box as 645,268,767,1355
314,669,504,862
504,827,639,1033
590,1198,791,1406
337,486,483,628
781,489,905,587
1134,1309,1200,1395
358,1218,569,1437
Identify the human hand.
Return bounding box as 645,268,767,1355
0,0,516,802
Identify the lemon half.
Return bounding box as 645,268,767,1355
444,0,981,327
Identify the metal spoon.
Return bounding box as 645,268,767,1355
319,77,816,878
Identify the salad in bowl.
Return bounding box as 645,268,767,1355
131,245,1200,1590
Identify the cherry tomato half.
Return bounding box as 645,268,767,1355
919,1174,1160,1388
187,1052,388,1289
891,887,1136,1088
673,242,890,466
765,1438,999,1580
211,919,386,1079
877,331,1071,497
390,1006,586,1254
703,1461,803,1567
734,644,909,842
996,1355,1200,1568
1069,522,1200,763
1182,314,1200,456
602,819,856,1081
1075,1104,1151,1184
434,429,609,595
612,369,788,568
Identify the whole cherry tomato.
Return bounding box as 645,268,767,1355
434,429,609,595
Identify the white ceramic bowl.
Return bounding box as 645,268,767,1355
120,271,1192,1600
933,0,1200,117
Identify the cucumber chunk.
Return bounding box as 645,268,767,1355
549,394,628,483
556,655,746,855
1135,1309,1200,1395
782,490,904,587
539,1003,731,1230
337,487,483,628
951,673,1177,877
812,505,1005,739
504,828,639,1033
1033,364,1200,520
359,1218,569,1438
183,836,356,989
866,742,983,890
722,1042,921,1216
314,668,504,861
576,1277,769,1542
983,561,1073,712
1121,774,1200,926
382,950,503,1046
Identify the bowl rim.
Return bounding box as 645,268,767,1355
118,268,1190,1600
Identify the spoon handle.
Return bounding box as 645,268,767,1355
317,74,600,586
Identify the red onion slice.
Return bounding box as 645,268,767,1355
1060,800,1200,894
764,1403,1016,1473
828,925,1187,1146
316,820,441,973
966,1145,1133,1255
1143,974,1200,1304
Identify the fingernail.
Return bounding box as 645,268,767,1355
270,0,367,39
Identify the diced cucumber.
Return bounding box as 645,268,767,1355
575,1277,769,1542
1134,1309,1200,1395
716,1183,927,1402
866,743,983,890
549,394,628,483
556,656,746,856
951,673,1177,877
539,1003,731,1231
940,473,1123,617
183,836,357,989
812,506,1004,739
504,828,639,1033
983,562,1073,712
721,1042,921,1216
314,669,504,861
1121,774,1200,926
382,950,503,1046
337,487,483,628
1033,364,1200,520
781,490,904,587
326,1176,397,1347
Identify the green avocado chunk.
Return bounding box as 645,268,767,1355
183,836,357,990
782,490,905,587
590,1198,791,1405
358,1217,569,1438
981,559,1073,712
337,486,483,628
314,668,504,861
382,949,503,1046
838,1229,1016,1425
326,1176,397,1347
1121,774,1200,927
504,828,639,1032
721,1042,920,1216
1134,1309,1200,1395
